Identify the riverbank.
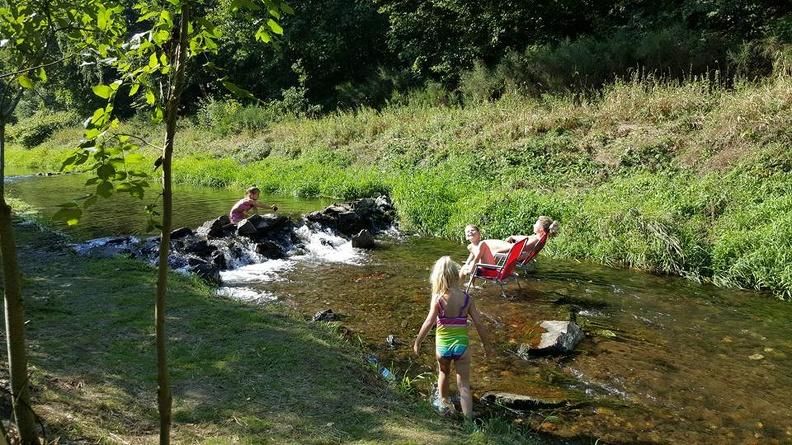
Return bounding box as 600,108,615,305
6,74,791,298
1,213,552,444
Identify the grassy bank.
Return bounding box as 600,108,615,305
2,215,547,444
7,74,792,298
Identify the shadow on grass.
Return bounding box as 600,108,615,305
13,227,460,444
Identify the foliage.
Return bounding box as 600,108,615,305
7,111,78,148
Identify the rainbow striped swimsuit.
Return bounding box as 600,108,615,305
435,293,470,360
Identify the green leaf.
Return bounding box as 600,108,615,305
110,80,123,91
255,27,271,43
148,52,158,69
90,108,106,124
97,163,116,180
222,81,257,101
92,84,113,99
145,89,156,105
37,67,47,82
18,75,33,89
96,181,114,198
266,19,283,35
129,82,140,96
282,3,294,14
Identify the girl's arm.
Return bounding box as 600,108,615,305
253,201,278,211
468,298,494,357
460,246,476,276
413,295,439,355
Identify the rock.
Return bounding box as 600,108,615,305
210,251,227,270
236,219,258,237
187,257,207,267
197,216,231,238
255,241,285,259
480,391,568,410
336,211,364,236
312,309,337,322
351,229,376,249
248,214,289,233
183,239,216,257
531,320,584,354
188,263,221,285
385,334,400,349
170,227,193,239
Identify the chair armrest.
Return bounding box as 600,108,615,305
475,263,500,270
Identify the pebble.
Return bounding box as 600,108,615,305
748,353,764,360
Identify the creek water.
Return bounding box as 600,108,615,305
7,172,792,444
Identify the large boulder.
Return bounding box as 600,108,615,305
255,241,285,259
170,227,193,239
188,262,221,285
197,215,231,239
480,392,568,410
183,239,216,257
351,229,376,249
523,321,584,355
236,219,258,237
248,213,289,233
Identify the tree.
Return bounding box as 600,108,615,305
0,1,88,442
60,1,290,443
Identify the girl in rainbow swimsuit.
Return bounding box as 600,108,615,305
414,256,493,417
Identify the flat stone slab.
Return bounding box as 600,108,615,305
480,391,568,410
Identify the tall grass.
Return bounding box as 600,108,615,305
7,73,792,298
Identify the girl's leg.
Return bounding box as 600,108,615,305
455,351,473,417
437,357,452,403
476,242,497,265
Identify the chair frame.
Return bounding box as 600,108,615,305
466,238,528,298
493,232,549,280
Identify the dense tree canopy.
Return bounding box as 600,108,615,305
9,0,791,115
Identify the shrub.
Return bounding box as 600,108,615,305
8,111,79,148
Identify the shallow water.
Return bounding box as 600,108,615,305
8,173,792,444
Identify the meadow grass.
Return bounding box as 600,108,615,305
6,73,791,298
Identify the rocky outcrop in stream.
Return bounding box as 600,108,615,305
73,195,397,284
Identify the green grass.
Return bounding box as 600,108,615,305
4,220,547,444
6,73,791,298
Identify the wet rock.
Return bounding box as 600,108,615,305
351,229,376,249
170,227,193,239
385,335,400,349
337,211,364,236
530,320,584,354
236,219,258,237
189,263,221,285
255,241,285,259
480,391,568,410
197,215,231,238
312,309,337,322
249,213,289,233
187,257,207,267
183,239,216,257
305,195,397,236
210,251,227,270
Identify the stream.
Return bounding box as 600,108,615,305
7,172,792,444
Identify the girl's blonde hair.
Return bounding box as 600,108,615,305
430,256,460,297
536,216,560,236
246,186,260,196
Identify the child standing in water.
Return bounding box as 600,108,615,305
414,256,493,418
229,186,277,224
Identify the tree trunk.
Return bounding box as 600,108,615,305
155,6,190,445
0,122,39,444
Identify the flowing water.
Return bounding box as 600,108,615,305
8,172,792,444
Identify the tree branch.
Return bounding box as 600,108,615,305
0,56,68,80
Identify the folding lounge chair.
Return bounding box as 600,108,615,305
466,238,527,298
494,231,549,277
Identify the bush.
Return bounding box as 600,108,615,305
8,111,79,148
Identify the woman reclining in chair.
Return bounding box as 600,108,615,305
459,217,560,277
